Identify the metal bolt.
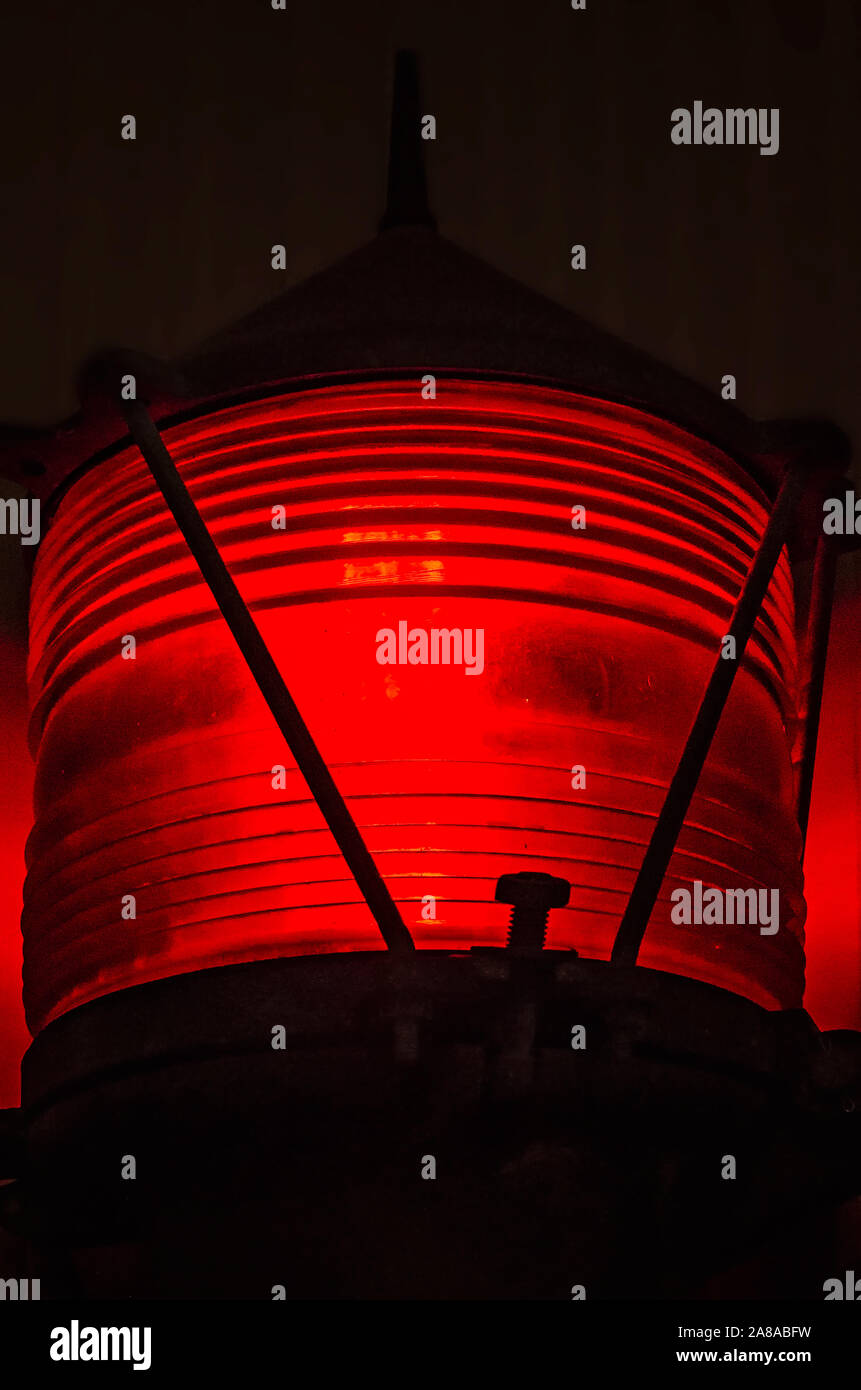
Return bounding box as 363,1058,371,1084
494,871,571,956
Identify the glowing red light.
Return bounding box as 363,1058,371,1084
23,379,804,1031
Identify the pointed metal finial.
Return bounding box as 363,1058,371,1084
379,50,436,233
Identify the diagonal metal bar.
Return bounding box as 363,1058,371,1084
122,398,415,954
610,457,805,967
795,527,838,859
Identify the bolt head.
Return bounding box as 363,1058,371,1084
494,871,571,910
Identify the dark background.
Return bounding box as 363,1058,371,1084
1,0,858,435
1,0,859,1106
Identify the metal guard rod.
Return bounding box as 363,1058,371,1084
795,528,838,858
122,399,415,954
611,456,806,967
